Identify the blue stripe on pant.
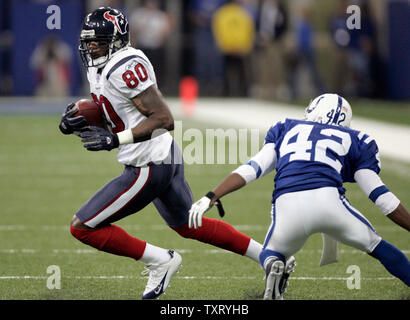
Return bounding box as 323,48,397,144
341,196,377,233
259,205,286,268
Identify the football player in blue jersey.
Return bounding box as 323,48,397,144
189,93,410,299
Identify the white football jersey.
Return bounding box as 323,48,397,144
86,46,173,167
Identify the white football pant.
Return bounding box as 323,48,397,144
263,187,382,257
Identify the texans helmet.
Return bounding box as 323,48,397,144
305,93,352,128
79,7,129,68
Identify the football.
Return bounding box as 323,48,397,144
73,99,105,128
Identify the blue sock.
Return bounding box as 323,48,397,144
259,249,286,269
369,240,410,286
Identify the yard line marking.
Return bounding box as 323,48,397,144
1,248,409,254
51,249,97,254
0,225,27,231
0,249,37,253
0,275,396,281
177,276,397,281
0,224,403,232
0,248,231,254
0,276,48,279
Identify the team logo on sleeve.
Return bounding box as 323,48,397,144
103,11,128,35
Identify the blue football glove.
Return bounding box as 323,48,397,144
80,126,119,151
59,103,87,135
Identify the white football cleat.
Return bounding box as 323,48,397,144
279,256,296,297
263,259,285,300
141,250,182,300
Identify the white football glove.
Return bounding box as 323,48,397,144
189,196,212,229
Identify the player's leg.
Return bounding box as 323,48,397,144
369,240,410,286
260,200,305,300
153,141,263,262
319,192,382,251
70,165,167,262
69,165,182,299
70,216,149,261
334,195,410,286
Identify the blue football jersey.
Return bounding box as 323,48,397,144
265,119,381,202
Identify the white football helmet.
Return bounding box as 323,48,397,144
305,93,352,128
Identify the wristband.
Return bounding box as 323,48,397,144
205,191,225,217
117,129,134,145
205,191,215,200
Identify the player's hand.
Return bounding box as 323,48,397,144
80,126,119,151
59,103,87,135
189,196,213,229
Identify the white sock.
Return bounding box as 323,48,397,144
139,243,171,265
244,239,263,264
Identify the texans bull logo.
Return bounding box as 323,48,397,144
103,11,127,35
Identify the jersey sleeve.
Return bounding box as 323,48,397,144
354,169,400,215
231,122,282,185
353,132,381,174
232,143,277,184
107,56,156,99
264,121,285,145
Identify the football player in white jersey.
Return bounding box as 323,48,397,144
59,7,269,300
189,93,410,299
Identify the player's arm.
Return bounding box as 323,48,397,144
80,86,173,150
127,85,174,143
189,143,277,228
209,173,247,205
114,85,173,145
81,56,173,151
387,204,410,232
210,142,277,203
354,169,410,232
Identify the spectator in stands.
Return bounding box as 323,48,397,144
329,0,352,96
252,0,288,99
30,34,72,97
287,5,326,99
212,0,256,97
347,1,380,98
188,0,225,96
130,0,173,88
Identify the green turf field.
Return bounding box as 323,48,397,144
0,115,409,300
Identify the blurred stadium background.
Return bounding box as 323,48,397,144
0,0,409,101
0,0,409,300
